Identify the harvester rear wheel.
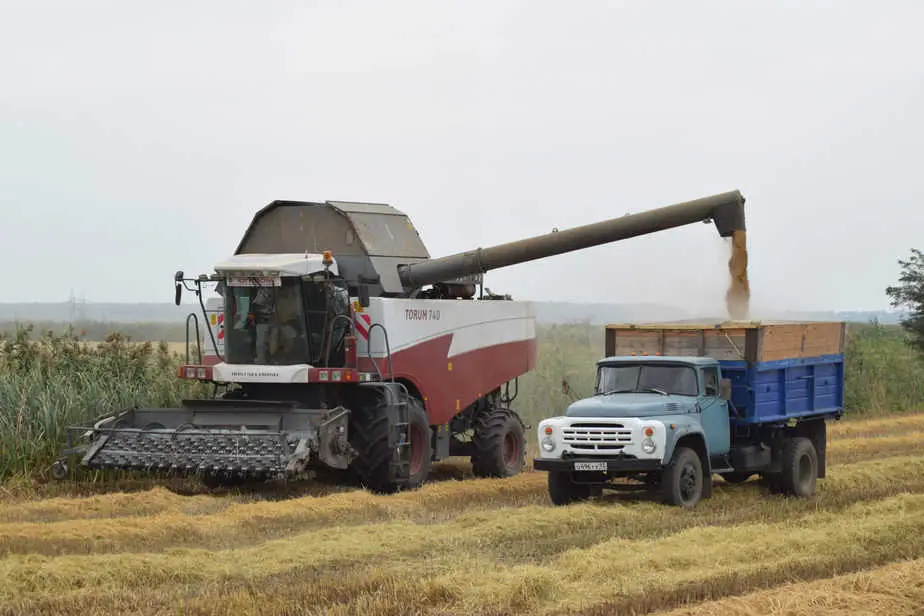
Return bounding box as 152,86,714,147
349,395,431,494
471,407,526,478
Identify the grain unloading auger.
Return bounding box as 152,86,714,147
53,190,747,493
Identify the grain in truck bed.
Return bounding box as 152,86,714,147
604,321,846,364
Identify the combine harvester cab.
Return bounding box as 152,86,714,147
54,192,750,493
534,321,846,507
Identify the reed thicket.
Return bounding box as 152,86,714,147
0,326,208,479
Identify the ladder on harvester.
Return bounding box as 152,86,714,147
389,383,412,487
363,321,412,488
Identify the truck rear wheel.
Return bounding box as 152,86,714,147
547,471,593,506
471,407,526,478
780,436,817,498
662,446,703,508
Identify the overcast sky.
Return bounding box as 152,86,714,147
1,0,921,314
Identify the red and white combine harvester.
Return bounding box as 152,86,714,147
54,192,747,492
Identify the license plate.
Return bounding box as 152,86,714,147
573,461,607,471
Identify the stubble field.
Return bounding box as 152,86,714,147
1,322,924,615
1,411,924,615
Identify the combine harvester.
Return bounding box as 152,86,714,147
54,191,748,493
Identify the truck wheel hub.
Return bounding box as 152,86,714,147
680,464,698,500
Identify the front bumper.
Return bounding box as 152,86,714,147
533,457,663,473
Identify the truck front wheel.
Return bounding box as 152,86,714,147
780,436,817,498
547,471,593,506
662,446,703,508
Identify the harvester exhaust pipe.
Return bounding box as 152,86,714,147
397,190,746,291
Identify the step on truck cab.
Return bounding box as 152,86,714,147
533,321,846,508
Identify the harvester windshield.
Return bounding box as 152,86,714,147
223,276,350,366
225,279,309,365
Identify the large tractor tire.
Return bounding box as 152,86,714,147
349,395,432,494
406,399,433,489
471,406,526,478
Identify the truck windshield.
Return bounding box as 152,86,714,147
595,364,699,397
224,278,310,366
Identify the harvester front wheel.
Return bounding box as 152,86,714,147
406,400,433,489
349,395,432,494
471,407,526,478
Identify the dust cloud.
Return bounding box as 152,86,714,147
725,230,750,321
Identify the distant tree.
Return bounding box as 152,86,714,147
886,248,924,354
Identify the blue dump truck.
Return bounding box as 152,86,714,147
533,321,846,508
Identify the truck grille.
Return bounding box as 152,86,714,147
562,423,633,451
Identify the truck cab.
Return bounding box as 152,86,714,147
534,356,732,507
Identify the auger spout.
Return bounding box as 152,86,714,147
396,190,746,292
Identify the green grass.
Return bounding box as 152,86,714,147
844,321,924,415
1,320,923,481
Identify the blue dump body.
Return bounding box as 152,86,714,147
721,354,845,425
603,321,847,427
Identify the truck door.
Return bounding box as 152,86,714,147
699,365,731,455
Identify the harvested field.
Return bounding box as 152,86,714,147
660,558,924,616
1,410,923,615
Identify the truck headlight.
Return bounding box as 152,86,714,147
541,437,556,452
641,438,656,454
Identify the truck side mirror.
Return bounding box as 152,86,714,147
358,284,370,308
719,378,732,401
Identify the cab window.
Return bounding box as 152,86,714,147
702,366,719,397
